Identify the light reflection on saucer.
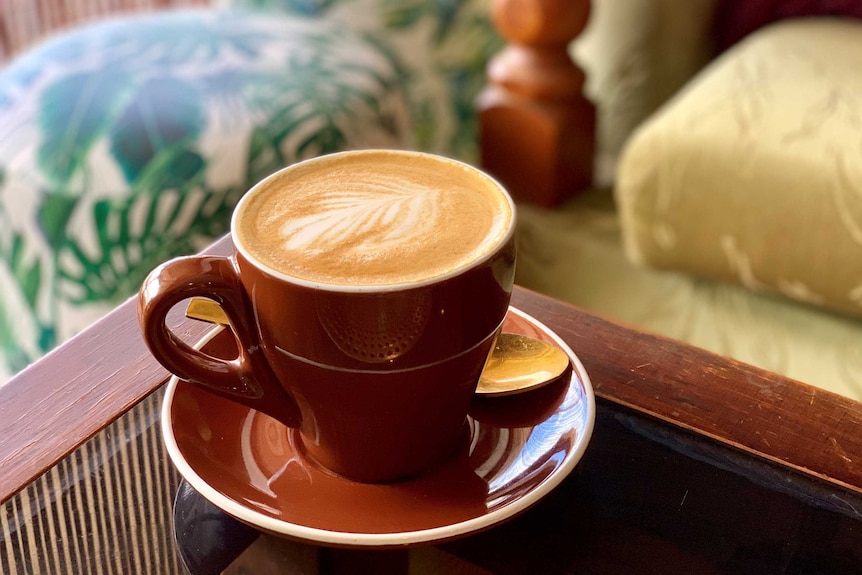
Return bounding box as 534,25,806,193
162,307,595,548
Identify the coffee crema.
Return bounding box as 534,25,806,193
234,151,513,286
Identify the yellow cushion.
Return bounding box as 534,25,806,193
616,18,862,318
515,190,862,402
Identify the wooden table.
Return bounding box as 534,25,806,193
1,235,861,573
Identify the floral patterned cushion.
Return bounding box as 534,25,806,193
221,0,501,160
0,9,413,380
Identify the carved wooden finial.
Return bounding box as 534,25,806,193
478,0,595,206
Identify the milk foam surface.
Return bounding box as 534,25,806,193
235,151,512,286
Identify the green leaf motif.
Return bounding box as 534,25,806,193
0,226,53,361
37,193,80,250
4,234,43,311
38,326,56,355
383,2,423,28
383,0,461,43
297,122,345,157
19,259,42,312
58,184,239,305
246,126,284,187
243,35,397,169
410,99,437,153
37,69,133,185
109,77,205,185
134,146,206,193
435,15,502,158
0,183,54,362
0,296,36,375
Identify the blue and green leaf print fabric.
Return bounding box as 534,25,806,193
0,9,416,380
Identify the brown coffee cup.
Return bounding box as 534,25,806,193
139,150,516,483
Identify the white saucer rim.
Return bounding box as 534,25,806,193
161,305,596,548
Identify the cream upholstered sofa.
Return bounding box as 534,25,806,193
516,1,862,401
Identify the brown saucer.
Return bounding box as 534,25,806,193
162,307,595,548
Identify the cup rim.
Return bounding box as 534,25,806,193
230,150,517,293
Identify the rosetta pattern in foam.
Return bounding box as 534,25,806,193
277,175,441,254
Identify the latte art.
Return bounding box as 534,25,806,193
276,175,441,253
234,151,513,286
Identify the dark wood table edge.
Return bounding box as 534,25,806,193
519,291,862,495
1,235,860,506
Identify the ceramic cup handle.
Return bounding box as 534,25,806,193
138,255,301,428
